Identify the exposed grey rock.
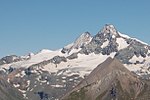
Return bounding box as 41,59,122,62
0,77,25,100
61,32,92,54
0,55,20,65
79,24,149,65
61,47,72,54
79,24,119,55
50,56,67,64
115,47,135,64
6,66,83,100
115,39,149,64
67,53,78,60
0,55,29,65
101,41,118,55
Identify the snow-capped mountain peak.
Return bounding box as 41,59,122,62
73,32,92,49
61,32,92,54
100,24,119,37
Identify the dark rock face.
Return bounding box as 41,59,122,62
0,55,29,65
35,91,49,100
115,47,135,64
61,48,71,54
79,24,150,65
101,41,118,55
25,67,32,76
8,66,16,74
115,39,149,64
67,53,78,60
0,55,20,65
50,56,67,64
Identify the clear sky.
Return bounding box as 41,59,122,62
0,0,150,58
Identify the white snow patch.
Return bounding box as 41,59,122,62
51,84,64,88
26,80,30,87
118,31,130,38
129,55,144,64
0,68,6,73
124,56,150,76
101,41,109,48
112,35,116,38
13,84,20,88
148,50,150,54
0,49,64,69
38,49,53,54
40,80,47,83
124,64,142,72
30,88,33,91
74,77,78,79
18,89,26,93
62,77,66,79
43,52,116,78
57,71,64,76
116,38,129,50
73,32,92,48
20,71,26,78
47,82,50,85
15,73,21,77
23,93,28,99
7,78,10,83
69,79,73,81
36,75,41,81
62,80,66,83
103,24,118,36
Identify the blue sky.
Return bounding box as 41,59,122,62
0,0,150,57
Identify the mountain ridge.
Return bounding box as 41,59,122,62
0,24,150,100
62,57,148,100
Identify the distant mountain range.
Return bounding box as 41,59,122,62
0,24,150,100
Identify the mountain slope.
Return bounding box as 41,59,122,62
61,32,92,54
62,57,150,100
0,77,25,100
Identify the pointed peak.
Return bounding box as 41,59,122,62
84,31,91,35
100,24,119,36
103,24,116,31
105,23,115,28
61,32,92,54
73,32,92,49
79,31,91,38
